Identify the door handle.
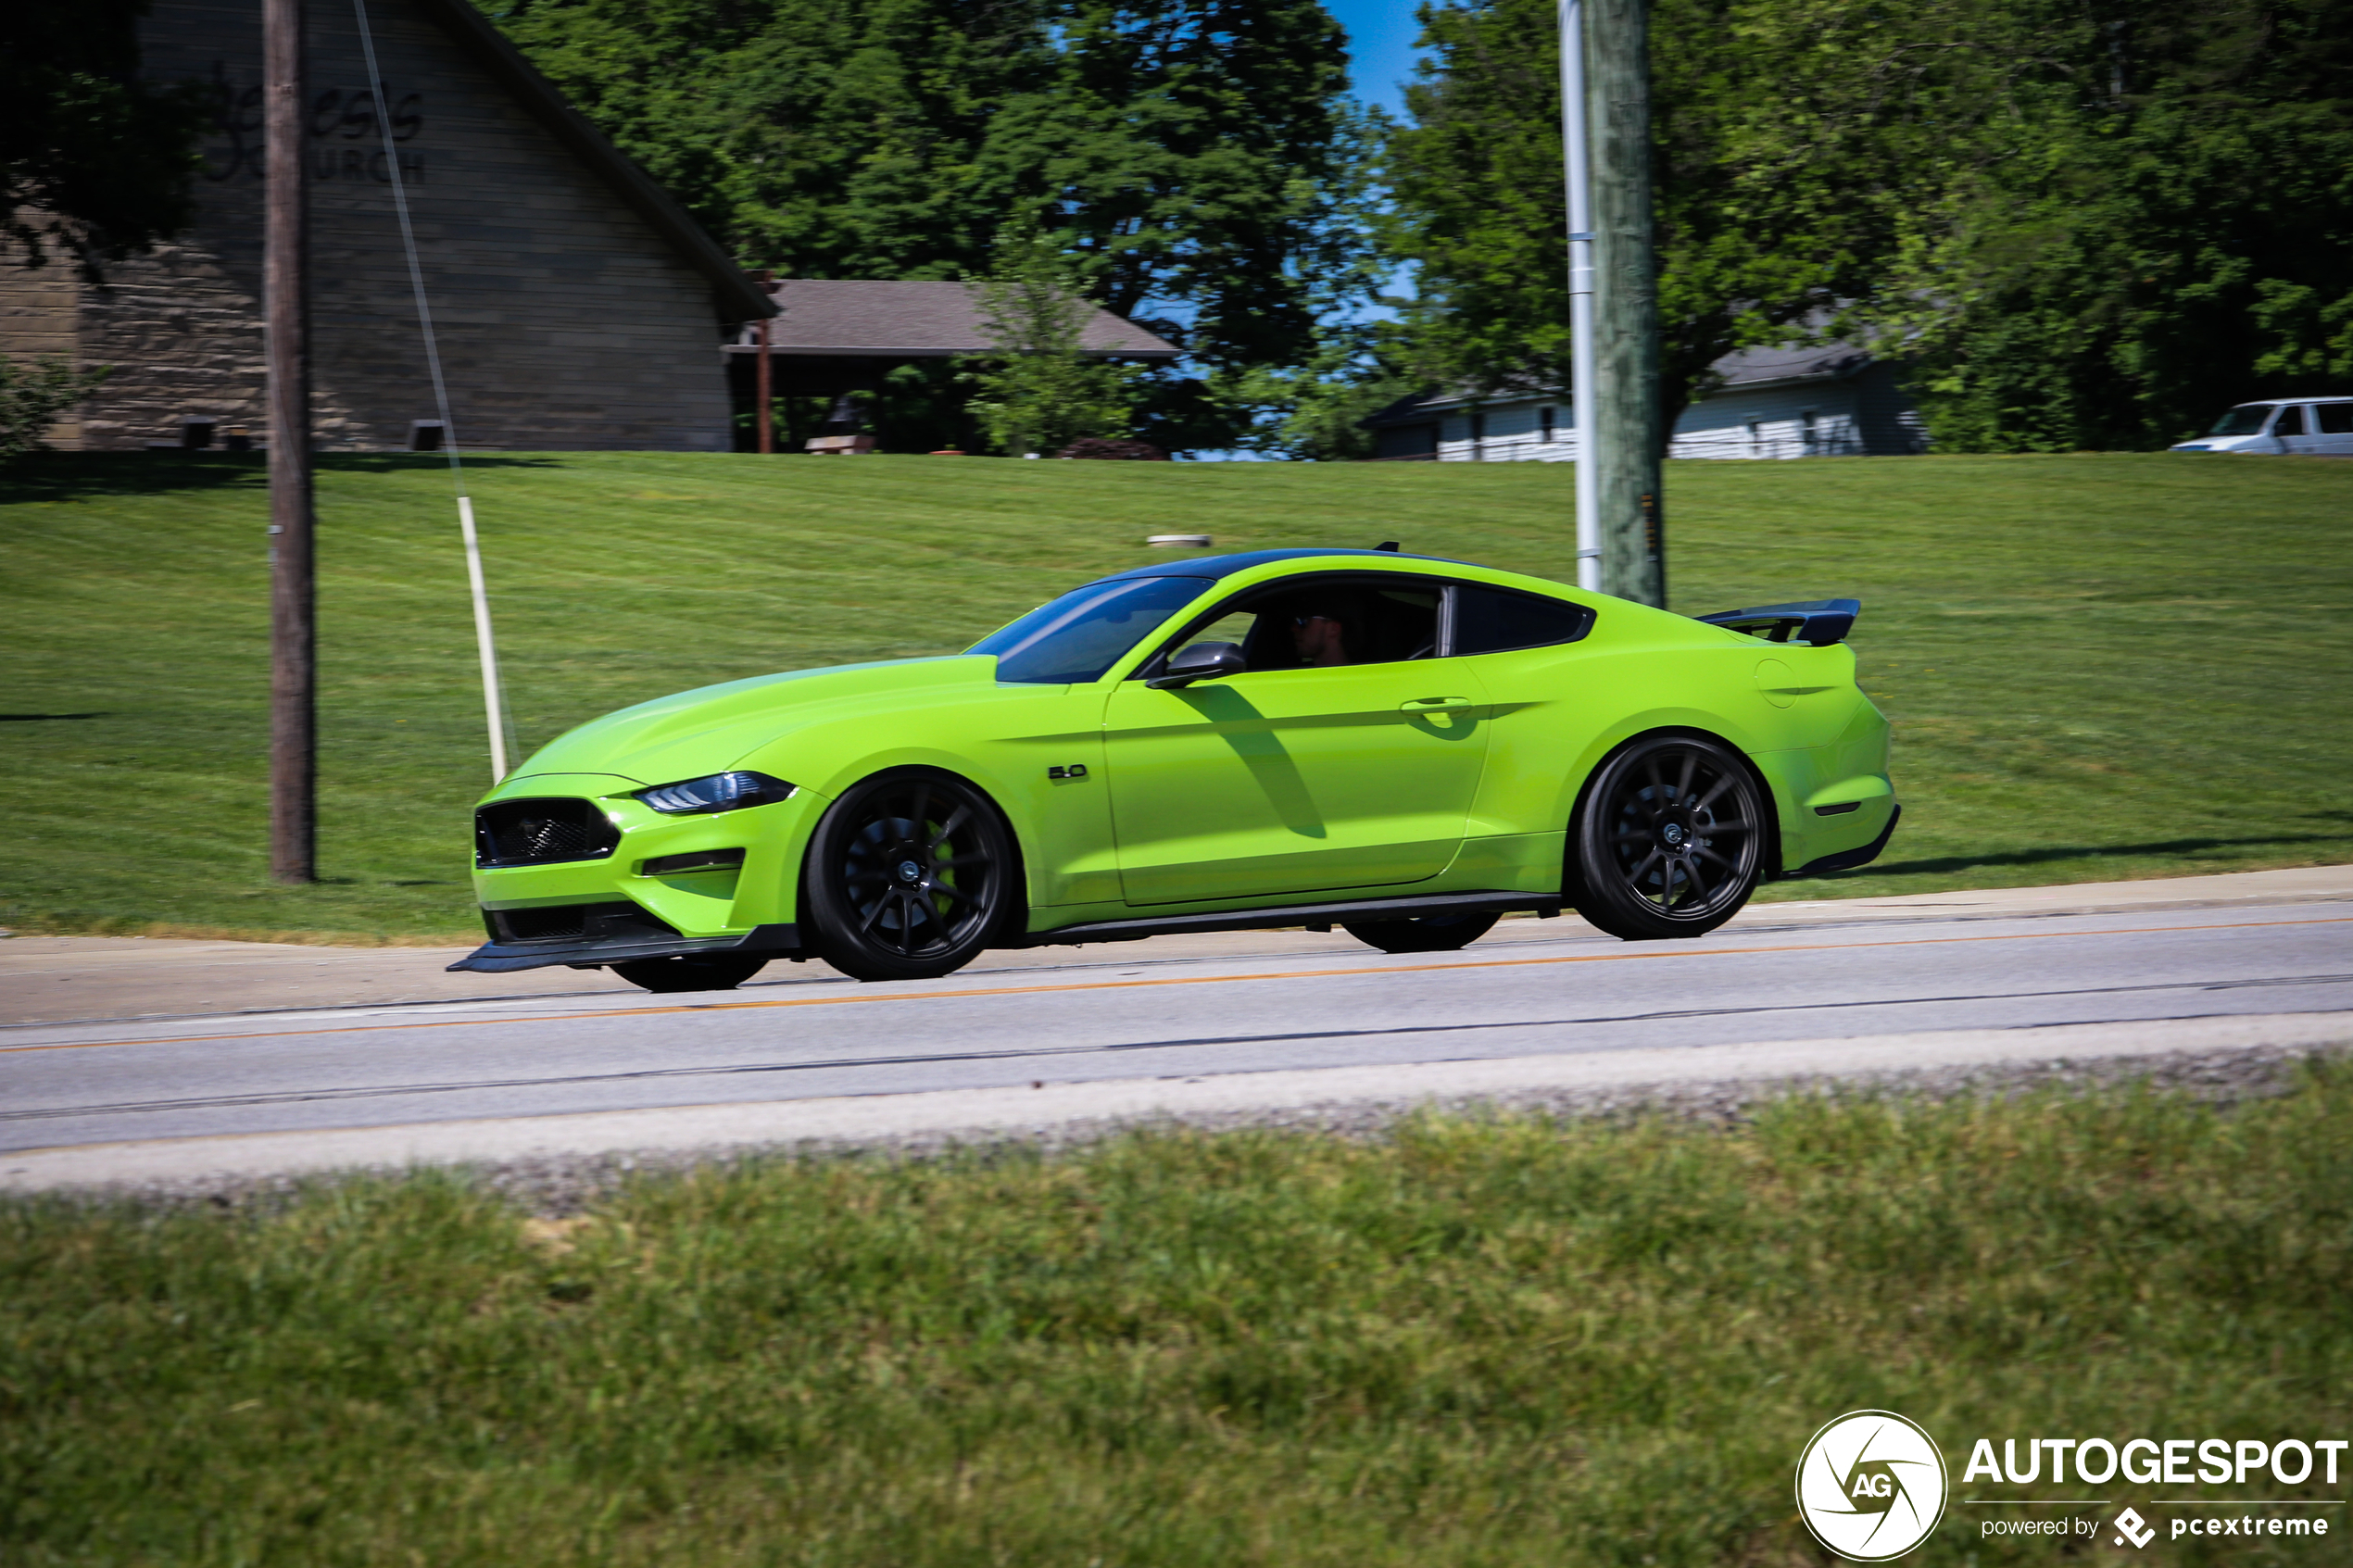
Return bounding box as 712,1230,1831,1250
1400,696,1475,712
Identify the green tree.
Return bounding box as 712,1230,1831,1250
1886,0,2353,449
2,0,208,276
1384,0,2018,433
1381,0,2353,452
0,358,110,460
489,0,1373,451
962,226,1137,455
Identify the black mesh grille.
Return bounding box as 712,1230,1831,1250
485,901,679,945
475,797,621,868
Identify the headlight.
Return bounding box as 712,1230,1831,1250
634,771,797,814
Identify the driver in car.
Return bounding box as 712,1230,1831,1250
1290,598,1358,666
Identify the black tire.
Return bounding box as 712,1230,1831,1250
1574,734,1765,940
1340,910,1501,954
610,953,769,993
801,768,1020,982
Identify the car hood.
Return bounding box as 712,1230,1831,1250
503,656,1000,790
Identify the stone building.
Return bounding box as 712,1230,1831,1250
0,0,772,452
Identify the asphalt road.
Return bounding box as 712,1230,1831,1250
6,893,2349,1173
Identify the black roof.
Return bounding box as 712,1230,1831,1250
1100,548,1463,581
1357,342,1890,430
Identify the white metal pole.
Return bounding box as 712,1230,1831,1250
1559,0,1601,592
456,495,509,782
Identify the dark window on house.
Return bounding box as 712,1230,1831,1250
1539,406,1555,440
1376,422,1439,459
1450,585,1595,656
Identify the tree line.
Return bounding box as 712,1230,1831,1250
1390,0,2352,453
5,0,2346,456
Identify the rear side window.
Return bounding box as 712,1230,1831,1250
1450,585,1594,656
2317,403,2353,435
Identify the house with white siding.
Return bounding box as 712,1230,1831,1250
1360,343,1930,461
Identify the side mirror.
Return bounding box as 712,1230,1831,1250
1148,641,1247,689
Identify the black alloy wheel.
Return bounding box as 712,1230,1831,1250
1574,734,1765,940
1340,910,1501,954
610,953,770,993
803,768,1019,981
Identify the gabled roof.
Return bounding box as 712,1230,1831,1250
748,279,1183,358
412,0,774,321
1360,342,1884,428
1709,343,1876,388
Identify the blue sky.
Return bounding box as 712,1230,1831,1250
1326,0,1427,115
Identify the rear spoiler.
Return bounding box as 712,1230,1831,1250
1696,597,1860,646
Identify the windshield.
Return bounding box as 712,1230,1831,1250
967,575,1212,684
2208,404,2275,436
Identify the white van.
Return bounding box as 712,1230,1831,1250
2171,395,2353,454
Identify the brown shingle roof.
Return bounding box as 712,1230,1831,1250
761,279,1182,358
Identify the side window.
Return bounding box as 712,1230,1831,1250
1136,576,1442,676
2318,403,2353,435
2271,405,2307,436
1449,584,1595,656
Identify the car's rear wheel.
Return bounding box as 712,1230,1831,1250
611,954,769,993
1574,734,1764,940
1340,911,1500,954
802,768,1019,982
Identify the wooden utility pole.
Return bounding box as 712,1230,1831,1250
755,271,774,454
264,0,315,883
1586,0,1666,607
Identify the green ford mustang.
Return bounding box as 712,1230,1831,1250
453,547,1897,991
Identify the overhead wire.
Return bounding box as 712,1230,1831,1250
353,0,520,781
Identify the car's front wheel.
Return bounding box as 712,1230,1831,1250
1340,911,1500,954
802,768,1020,982
1574,734,1765,940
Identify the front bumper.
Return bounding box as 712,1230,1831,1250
450,920,800,974
453,771,821,974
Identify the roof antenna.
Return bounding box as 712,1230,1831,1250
1373,540,1400,552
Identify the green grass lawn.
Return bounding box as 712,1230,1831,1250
3,450,2348,941
6,1075,2349,1565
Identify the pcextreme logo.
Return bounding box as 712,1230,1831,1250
1796,1411,1951,1562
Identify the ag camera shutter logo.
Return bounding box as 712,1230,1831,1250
1796,1411,1950,1561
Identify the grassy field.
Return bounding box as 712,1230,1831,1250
2,450,2348,941
5,1073,2350,1565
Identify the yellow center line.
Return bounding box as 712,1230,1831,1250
7,914,2346,1057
